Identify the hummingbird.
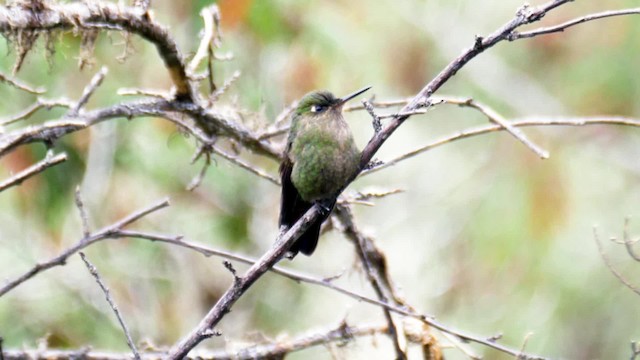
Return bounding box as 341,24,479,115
279,86,371,257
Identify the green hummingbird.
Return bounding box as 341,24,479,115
279,87,371,257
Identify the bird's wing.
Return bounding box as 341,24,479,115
279,156,321,256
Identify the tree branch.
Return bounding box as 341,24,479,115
0,198,170,297
2,323,386,360
363,116,640,176
0,152,67,193
0,99,280,159
79,252,141,360
0,2,193,100
511,7,640,40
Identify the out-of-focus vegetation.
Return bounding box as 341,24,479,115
1,0,639,359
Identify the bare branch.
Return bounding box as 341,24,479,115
362,99,382,134
334,204,407,360
593,227,640,296
0,152,67,193
0,99,280,159
110,198,170,229
0,197,171,297
168,2,580,358
442,96,549,159
344,98,412,112
167,205,321,359
2,323,386,360
210,144,279,185
511,8,640,40
79,252,141,360
622,218,640,262
363,116,640,176
105,231,543,359
69,66,109,116
0,98,73,127
358,0,574,170
188,5,221,74
0,2,193,100
339,188,404,207
117,88,170,99
208,70,241,104
0,71,45,94
74,186,91,237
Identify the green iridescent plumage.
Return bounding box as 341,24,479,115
279,87,370,257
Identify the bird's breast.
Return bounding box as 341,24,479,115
289,122,359,202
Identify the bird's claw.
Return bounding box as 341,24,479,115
315,199,334,216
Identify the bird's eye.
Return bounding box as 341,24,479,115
311,105,325,113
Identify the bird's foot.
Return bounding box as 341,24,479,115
364,158,384,170
314,199,334,216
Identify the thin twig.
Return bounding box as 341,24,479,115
102,232,544,359
209,70,241,104
344,98,413,112
79,252,141,360
0,71,45,94
0,152,67,193
0,99,73,127
167,206,322,359
0,197,171,297
74,186,91,238
110,198,170,229
188,5,221,75
362,99,382,134
362,116,640,176
443,96,549,159
593,226,640,296
0,2,193,100
511,8,640,40
357,0,575,171
70,67,108,116
622,218,640,262
335,204,407,360
116,88,170,99
210,145,279,185
187,152,212,191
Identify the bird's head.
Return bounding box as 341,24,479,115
295,87,371,117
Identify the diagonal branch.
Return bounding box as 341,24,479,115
593,227,640,296
0,152,67,193
79,252,141,360
0,198,171,297
117,230,546,359
0,71,44,94
167,206,321,359
0,98,73,127
442,96,549,158
358,0,574,169
168,2,577,358
334,204,407,360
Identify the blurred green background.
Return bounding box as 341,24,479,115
1,0,640,359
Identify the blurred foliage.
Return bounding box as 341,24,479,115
1,0,640,359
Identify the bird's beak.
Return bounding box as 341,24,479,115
335,86,372,108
